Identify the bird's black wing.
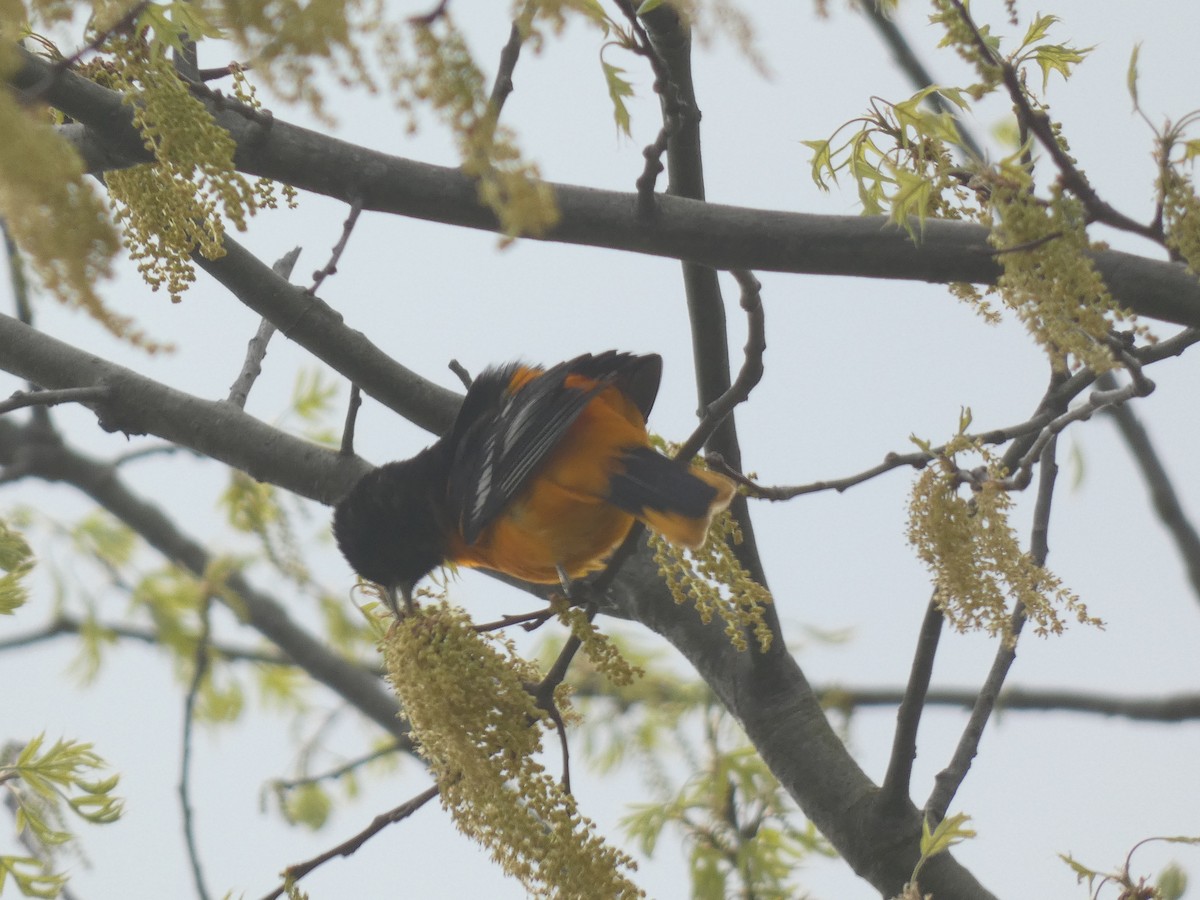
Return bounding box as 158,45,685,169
447,352,661,544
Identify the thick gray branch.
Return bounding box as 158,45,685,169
12,48,1200,329
0,312,366,504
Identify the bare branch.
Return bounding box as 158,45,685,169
675,270,765,462
0,615,296,666
880,597,945,814
489,4,531,114
0,386,110,416
269,741,405,795
306,199,363,296
1099,370,1200,605
261,783,441,900
339,383,362,458
227,247,302,408
13,48,1200,328
180,599,214,900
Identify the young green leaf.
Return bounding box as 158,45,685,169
601,59,635,136
1127,42,1142,109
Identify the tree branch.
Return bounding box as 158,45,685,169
226,247,302,408
12,48,1200,328
0,386,110,416
879,597,944,814
180,598,214,900
261,783,441,900
1098,370,1200,606
0,614,299,666
823,686,1200,723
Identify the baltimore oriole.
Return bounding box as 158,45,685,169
333,351,735,612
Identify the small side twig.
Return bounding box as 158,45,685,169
180,598,214,900
489,4,532,114
226,247,301,408
261,784,441,900
270,741,405,796
472,607,555,633
1099,369,1200,605
614,0,689,219
307,199,364,296
0,615,293,666
0,386,110,417
675,269,765,462
339,384,362,457
447,359,473,389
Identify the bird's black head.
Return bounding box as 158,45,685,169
332,448,450,609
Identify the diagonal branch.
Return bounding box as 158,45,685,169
227,247,302,408
879,596,945,814
261,783,441,900
1098,370,1200,606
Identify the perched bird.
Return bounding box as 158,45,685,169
333,351,735,613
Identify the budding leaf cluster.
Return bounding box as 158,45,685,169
383,602,644,898
906,434,1099,639
651,510,773,653
0,734,123,898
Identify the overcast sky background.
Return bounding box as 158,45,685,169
4,1,1200,897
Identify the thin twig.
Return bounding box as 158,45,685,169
473,607,555,633
197,64,246,82
111,442,205,467
1098,370,1200,605
0,386,110,416
307,199,364,295
180,597,214,900
270,741,404,795
261,784,441,900
717,351,1151,503
0,615,295,666
615,0,688,219
227,248,301,408
996,376,1154,491
489,5,532,114
2,223,31,327
675,270,766,462
879,596,945,814
925,436,1059,826
820,686,1200,722
710,449,931,501
408,0,450,26
339,384,362,457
